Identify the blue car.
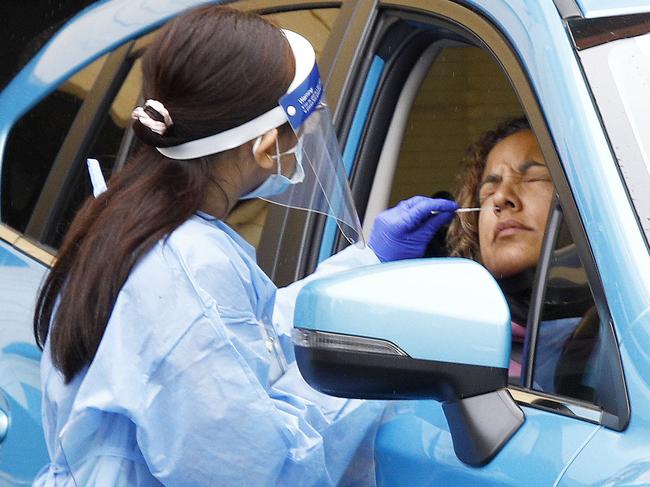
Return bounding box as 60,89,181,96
1,0,649,484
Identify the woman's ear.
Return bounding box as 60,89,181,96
252,129,278,170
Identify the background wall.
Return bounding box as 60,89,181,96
0,1,96,91
389,46,523,206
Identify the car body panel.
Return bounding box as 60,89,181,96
558,341,650,485
2,0,650,484
466,9,650,480
575,0,650,18
376,400,599,485
343,0,649,483
0,240,49,484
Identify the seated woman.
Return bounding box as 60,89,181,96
445,117,587,390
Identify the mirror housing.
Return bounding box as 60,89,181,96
293,258,524,466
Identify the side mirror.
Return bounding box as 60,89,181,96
293,258,524,466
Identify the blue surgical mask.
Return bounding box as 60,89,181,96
241,136,305,200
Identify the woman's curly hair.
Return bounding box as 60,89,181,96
447,116,531,261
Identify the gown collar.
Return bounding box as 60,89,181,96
194,211,256,260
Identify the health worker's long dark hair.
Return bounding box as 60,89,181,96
34,6,295,383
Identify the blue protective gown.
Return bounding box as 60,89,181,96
33,213,383,486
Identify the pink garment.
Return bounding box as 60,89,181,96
511,321,526,342
508,321,527,377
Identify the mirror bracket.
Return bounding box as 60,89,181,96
442,388,525,467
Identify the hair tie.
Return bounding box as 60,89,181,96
131,99,173,135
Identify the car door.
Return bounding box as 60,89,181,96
548,10,650,485
0,230,51,485
0,0,350,481
289,0,631,484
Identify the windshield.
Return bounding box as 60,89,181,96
578,29,650,243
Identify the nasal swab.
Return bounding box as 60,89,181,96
430,207,496,215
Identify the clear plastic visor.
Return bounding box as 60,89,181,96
262,65,362,245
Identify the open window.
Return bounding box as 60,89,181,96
361,30,523,239
338,9,629,430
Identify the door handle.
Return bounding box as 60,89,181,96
0,406,8,443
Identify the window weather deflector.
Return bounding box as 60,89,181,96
569,13,650,50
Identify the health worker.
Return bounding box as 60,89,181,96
33,6,455,486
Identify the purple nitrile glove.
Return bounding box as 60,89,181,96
368,196,459,262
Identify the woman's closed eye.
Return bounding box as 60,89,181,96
479,185,496,204
518,161,551,183
522,173,552,183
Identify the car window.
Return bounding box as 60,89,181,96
1,54,109,236
577,25,650,247
1,7,340,251
360,35,524,238
353,13,625,425
526,208,625,420
51,56,145,246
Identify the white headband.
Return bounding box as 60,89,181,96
156,29,316,160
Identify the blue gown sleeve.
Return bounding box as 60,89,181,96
134,304,383,486
131,233,383,486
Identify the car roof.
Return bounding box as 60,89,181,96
575,0,650,18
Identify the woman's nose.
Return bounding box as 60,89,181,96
492,180,521,213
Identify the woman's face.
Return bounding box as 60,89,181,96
477,130,554,279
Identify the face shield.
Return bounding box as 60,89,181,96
156,30,362,245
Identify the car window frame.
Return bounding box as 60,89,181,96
343,21,473,245
333,0,629,429
13,42,135,248
0,223,54,266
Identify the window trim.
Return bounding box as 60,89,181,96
524,202,564,388
568,12,650,50
0,223,54,266
509,387,603,425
